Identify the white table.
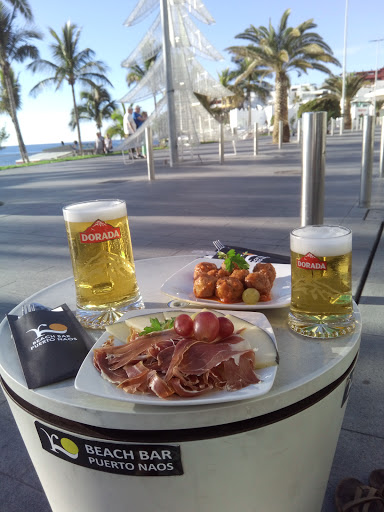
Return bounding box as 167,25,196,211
0,255,361,512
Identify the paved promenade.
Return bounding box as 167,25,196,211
0,131,383,511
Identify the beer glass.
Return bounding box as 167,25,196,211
63,199,143,329
288,225,355,338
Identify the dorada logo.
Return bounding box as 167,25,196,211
26,323,68,341
297,252,327,270
80,219,121,244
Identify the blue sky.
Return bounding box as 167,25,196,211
1,0,384,145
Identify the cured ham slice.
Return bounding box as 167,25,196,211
107,330,181,370
177,336,250,375
92,311,275,400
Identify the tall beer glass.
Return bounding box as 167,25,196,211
288,225,355,338
63,199,143,329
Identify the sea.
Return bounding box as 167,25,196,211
0,142,94,167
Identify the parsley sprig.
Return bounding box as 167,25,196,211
217,249,249,272
139,317,175,336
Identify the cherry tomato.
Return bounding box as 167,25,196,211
193,311,220,342
218,317,234,338
174,314,194,336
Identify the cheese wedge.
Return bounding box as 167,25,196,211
124,312,166,333
163,310,194,321
225,314,278,368
105,322,132,343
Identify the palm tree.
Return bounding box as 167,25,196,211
321,73,369,129
0,4,41,162
105,107,125,139
0,66,21,114
0,125,9,149
232,58,272,127
126,52,160,108
5,0,32,20
28,21,112,155
69,85,116,131
227,9,340,143
297,96,340,122
217,68,244,112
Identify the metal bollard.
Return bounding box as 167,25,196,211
232,127,237,155
300,111,327,226
278,121,283,149
379,119,384,178
359,115,375,207
330,118,335,136
253,122,259,155
339,117,343,135
219,123,224,164
297,119,301,144
145,126,155,180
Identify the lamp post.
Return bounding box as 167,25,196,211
369,38,384,117
340,0,349,135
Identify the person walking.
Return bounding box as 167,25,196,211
123,106,143,159
95,132,104,154
104,134,113,154
123,107,136,137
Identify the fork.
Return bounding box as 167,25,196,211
21,302,51,316
213,240,225,252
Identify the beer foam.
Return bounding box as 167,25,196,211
63,200,127,223
291,225,352,256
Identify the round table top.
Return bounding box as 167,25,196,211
0,255,361,431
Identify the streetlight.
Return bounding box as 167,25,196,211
369,38,384,117
340,0,349,134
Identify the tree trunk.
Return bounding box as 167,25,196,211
344,100,352,130
4,70,29,163
272,72,290,144
71,83,83,155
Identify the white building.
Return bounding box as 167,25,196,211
229,83,323,133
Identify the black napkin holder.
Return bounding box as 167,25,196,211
7,304,90,389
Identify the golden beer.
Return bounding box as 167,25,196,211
63,200,143,328
288,225,355,338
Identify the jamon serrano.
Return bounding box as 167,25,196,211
93,318,261,399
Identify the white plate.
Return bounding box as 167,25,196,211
160,258,291,310
74,308,278,407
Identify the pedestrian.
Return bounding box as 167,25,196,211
95,132,104,154
133,105,144,129
104,134,113,154
123,106,136,137
131,106,145,158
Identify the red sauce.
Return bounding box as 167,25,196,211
197,293,271,304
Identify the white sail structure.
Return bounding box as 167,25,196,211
117,0,233,159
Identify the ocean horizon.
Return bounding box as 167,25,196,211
0,141,96,167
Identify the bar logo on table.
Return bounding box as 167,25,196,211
297,252,327,270
35,422,184,476
80,219,121,244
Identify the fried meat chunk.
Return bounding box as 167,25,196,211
215,277,244,303
230,268,249,284
193,262,218,280
193,274,217,298
221,261,239,272
245,271,272,296
252,262,276,284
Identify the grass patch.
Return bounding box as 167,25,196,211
0,152,121,171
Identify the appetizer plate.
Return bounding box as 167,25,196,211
74,308,278,407
160,258,291,310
